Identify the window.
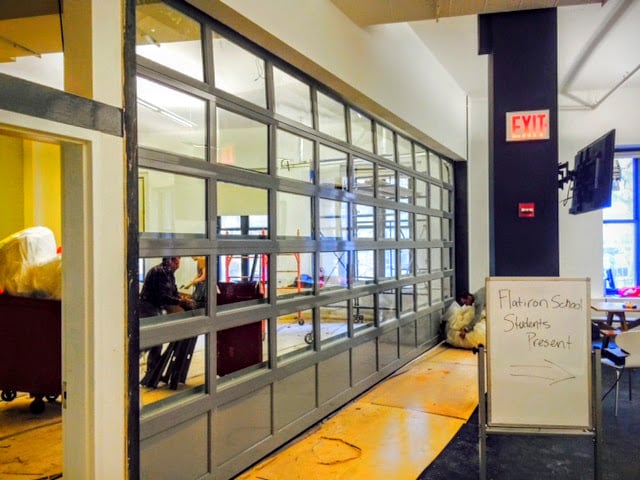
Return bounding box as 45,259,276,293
603,155,638,291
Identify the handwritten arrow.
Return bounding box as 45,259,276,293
508,359,576,385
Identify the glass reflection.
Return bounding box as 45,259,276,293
380,208,396,240
400,285,415,314
139,168,206,237
376,124,395,162
429,152,441,179
319,198,349,240
136,2,203,81
379,289,397,323
416,282,430,310
213,34,266,107
354,250,375,286
400,249,413,277
319,251,349,293
415,145,427,172
216,108,268,172
350,109,373,152
319,145,348,190
140,334,206,409
274,67,312,127
380,249,396,281
398,174,413,204
277,192,312,238
354,204,374,239
399,211,413,240
137,77,206,160
276,252,314,300
353,294,375,333
277,309,314,362
318,92,346,141
320,301,349,344
377,167,396,201
217,182,268,238
353,157,375,196
276,129,313,182
397,136,413,168
416,214,428,241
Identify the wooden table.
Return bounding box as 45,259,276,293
591,302,640,331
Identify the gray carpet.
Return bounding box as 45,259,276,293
419,349,640,480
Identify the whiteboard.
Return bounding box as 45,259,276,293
486,277,592,428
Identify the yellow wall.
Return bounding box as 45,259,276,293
0,133,61,244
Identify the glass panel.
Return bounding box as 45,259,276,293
400,249,413,277
136,2,203,81
399,211,413,240
416,214,428,241
140,334,205,409
139,257,206,322
376,124,395,162
416,282,430,310
379,289,397,324
277,309,314,362
604,157,634,220
430,184,441,210
415,145,427,173
217,321,268,381
350,109,373,152
432,278,442,303
443,189,451,212
416,180,427,207
216,108,268,173
416,249,428,275
354,204,375,239
276,129,313,182
603,223,635,289
217,182,268,238
319,145,348,190
354,250,375,286
352,157,375,196
430,216,441,241
379,208,396,240
442,161,452,184
397,136,413,168
431,248,442,272
443,276,452,299
320,301,349,344
442,218,451,241
213,35,266,108
443,248,452,270
277,253,314,300
317,91,346,140
429,151,441,179
277,192,312,238
400,284,415,314
377,167,396,201
319,198,349,240
273,67,312,127
137,77,206,160
353,294,375,334
319,251,349,292
398,174,413,204
139,169,206,237
379,249,396,281
217,254,268,305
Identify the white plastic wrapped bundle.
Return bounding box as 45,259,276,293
0,226,61,299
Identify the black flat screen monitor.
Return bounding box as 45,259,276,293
569,129,616,215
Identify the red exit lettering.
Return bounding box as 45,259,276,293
506,109,550,142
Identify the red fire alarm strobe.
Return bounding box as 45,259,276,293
519,203,535,218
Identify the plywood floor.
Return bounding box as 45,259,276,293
238,344,478,480
0,344,477,480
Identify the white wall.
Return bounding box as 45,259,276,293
467,86,640,298
214,0,468,160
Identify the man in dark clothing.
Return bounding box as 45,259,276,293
139,257,195,382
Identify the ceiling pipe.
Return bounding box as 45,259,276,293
559,0,636,110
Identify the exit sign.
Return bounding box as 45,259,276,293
506,109,550,142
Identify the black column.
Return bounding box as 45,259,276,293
479,8,559,276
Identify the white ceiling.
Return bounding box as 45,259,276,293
407,0,640,107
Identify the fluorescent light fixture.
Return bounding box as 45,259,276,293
137,98,196,128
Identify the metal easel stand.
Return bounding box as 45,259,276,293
474,345,603,480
